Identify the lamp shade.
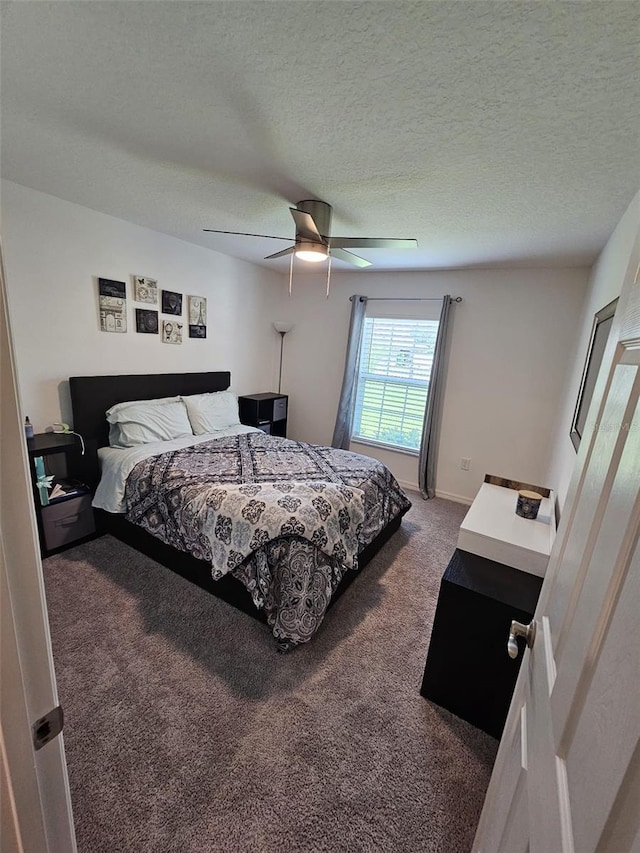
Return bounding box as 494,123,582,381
273,321,294,334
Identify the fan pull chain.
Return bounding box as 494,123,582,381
326,254,332,299
288,252,294,297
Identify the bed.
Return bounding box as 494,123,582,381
69,372,411,650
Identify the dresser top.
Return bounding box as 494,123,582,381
457,483,556,577
240,392,287,401
27,432,79,456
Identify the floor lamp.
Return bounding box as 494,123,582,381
273,322,293,394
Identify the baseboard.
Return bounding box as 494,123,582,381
434,490,473,505
397,481,473,506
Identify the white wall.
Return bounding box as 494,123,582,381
1,181,282,432
274,267,588,501
3,179,609,508
547,189,640,511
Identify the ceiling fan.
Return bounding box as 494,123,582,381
203,199,417,268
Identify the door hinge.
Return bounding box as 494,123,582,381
32,705,64,751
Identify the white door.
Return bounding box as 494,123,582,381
0,244,77,851
473,236,640,853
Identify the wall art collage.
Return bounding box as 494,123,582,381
98,276,207,344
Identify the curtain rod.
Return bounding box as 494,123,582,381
350,296,462,303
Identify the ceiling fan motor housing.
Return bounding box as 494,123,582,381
295,199,332,243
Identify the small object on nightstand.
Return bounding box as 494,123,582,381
239,393,288,438
515,490,543,519
24,416,34,439
34,456,53,506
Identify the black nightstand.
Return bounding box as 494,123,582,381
238,393,288,438
27,433,96,556
420,548,543,739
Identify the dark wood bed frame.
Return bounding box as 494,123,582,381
69,371,406,626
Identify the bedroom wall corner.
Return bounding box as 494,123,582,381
1,181,283,431
546,188,640,514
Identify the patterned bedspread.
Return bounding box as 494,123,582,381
124,432,411,649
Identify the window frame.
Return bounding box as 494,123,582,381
351,314,439,454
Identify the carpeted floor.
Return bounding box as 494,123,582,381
43,493,497,853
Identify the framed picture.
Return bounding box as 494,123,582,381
162,290,182,315
570,297,618,451
162,319,183,344
188,295,207,338
135,309,158,334
98,278,127,333
133,276,158,304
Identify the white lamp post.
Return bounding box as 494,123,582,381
273,322,293,394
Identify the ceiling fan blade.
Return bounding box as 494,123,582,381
330,248,372,268
330,237,418,249
203,229,290,240
264,246,296,260
290,208,323,241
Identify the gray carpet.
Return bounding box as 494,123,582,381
43,493,497,853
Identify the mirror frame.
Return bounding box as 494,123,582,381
570,297,619,451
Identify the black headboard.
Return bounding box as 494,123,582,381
69,371,231,485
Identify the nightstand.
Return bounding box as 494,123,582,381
27,433,96,556
238,393,288,438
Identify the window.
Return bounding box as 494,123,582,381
353,316,439,452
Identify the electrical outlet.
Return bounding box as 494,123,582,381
461,457,471,471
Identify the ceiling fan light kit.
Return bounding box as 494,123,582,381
203,198,417,296
295,242,328,262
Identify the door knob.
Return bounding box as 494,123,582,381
507,619,536,659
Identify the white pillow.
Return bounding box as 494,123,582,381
182,391,240,434
106,397,193,447
107,395,181,418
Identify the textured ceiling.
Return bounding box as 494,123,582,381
1,1,639,271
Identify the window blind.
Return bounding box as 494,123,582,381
353,317,439,451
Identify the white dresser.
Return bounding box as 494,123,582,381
457,480,556,577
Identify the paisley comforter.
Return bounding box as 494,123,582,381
124,431,411,649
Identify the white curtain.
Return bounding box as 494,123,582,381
418,295,452,499
331,295,368,449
